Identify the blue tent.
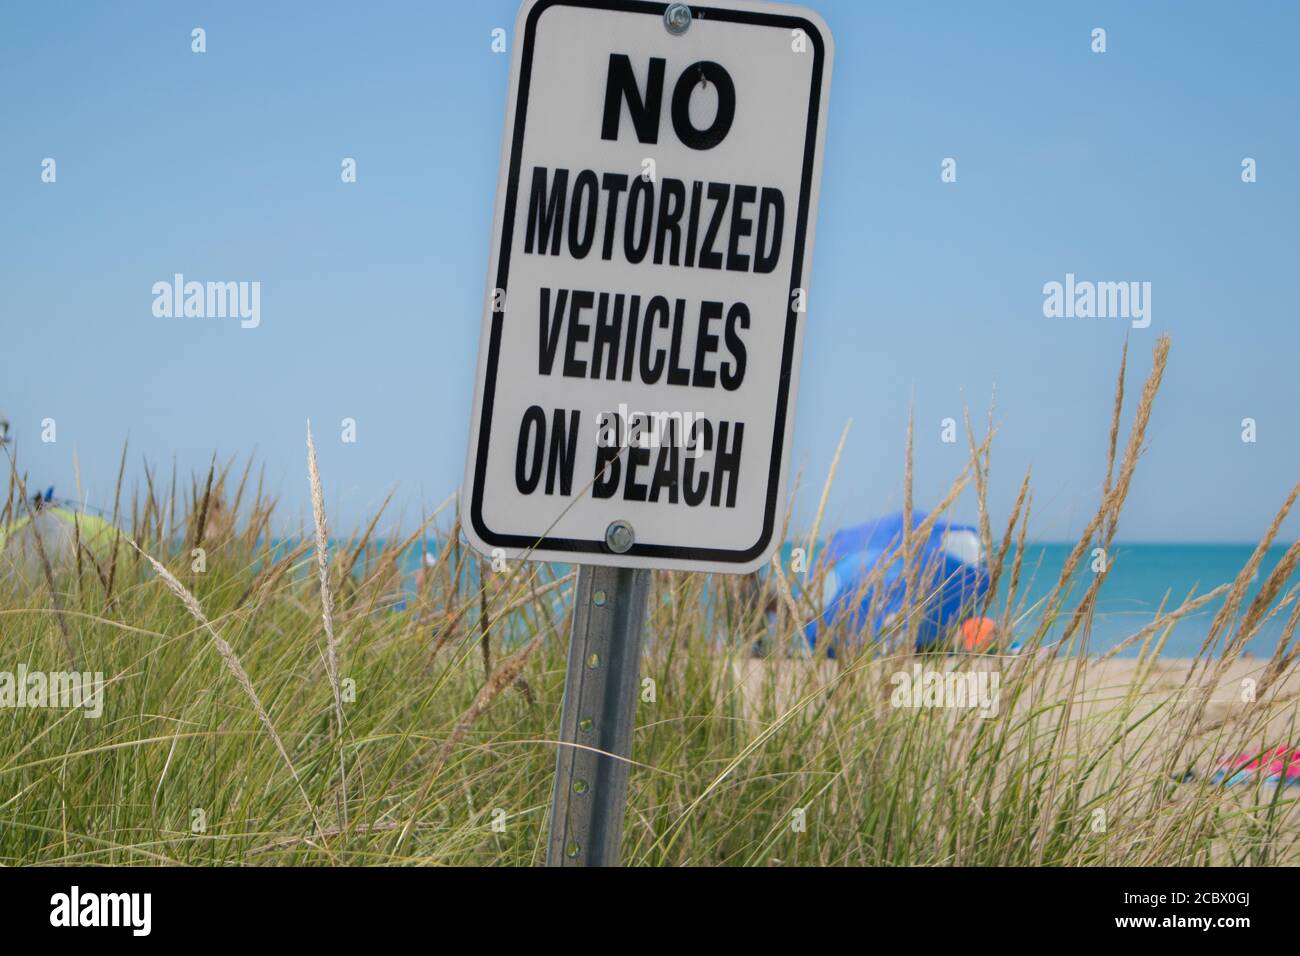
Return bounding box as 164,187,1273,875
803,512,989,653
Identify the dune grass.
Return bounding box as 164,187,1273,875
2,333,1299,866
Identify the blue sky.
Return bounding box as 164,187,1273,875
2,1,1296,542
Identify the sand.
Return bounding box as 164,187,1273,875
732,655,1300,773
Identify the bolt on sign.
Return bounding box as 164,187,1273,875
464,0,833,573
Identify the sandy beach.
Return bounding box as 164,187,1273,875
734,655,1300,774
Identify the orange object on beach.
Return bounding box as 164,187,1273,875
960,617,997,651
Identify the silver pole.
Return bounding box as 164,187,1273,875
547,564,650,866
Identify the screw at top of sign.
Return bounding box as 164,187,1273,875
664,3,691,35
605,520,635,554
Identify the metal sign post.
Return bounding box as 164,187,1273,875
547,524,650,865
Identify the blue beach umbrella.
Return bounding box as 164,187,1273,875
802,511,989,654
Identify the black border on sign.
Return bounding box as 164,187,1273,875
470,0,826,563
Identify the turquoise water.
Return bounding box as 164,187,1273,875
379,542,1294,658
769,541,1295,657
999,544,1294,658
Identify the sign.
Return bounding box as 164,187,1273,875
464,0,833,573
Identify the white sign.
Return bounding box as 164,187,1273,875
463,0,833,573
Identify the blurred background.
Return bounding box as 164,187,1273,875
2,0,1296,544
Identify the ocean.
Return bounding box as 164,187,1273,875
1007,543,1295,658
385,541,1295,658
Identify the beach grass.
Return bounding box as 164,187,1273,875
2,333,1299,866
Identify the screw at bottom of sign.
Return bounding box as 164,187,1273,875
605,520,635,554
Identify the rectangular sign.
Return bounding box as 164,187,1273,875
464,0,833,573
